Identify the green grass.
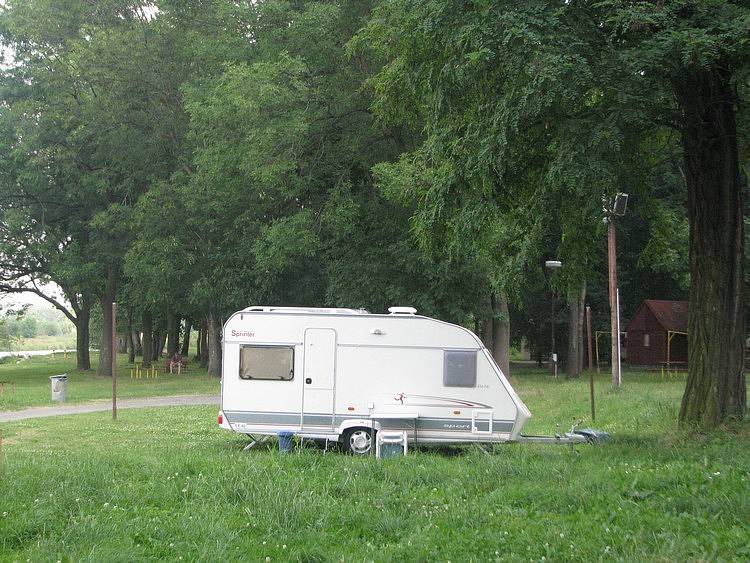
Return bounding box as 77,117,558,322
0,370,748,561
0,353,218,411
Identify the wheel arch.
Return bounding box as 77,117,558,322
336,418,381,440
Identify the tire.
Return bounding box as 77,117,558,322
343,427,375,456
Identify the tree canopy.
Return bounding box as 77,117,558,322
0,0,746,427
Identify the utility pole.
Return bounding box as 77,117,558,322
606,193,628,388
112,302,117,421
607,220,620,387
586,305,595,421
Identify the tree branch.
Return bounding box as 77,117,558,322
0,280,78,324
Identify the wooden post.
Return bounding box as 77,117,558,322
586,306,594,371
112,302,117,421
607,220,621,387
587,307,596,422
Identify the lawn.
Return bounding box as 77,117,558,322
0,354,218,411
1,370,748,561
4,334,77,352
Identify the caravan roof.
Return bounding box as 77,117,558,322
242,306,370,315
240,306,422,317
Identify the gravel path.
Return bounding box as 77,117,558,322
0,394,220,423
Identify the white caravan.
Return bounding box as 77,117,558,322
218,306,532,454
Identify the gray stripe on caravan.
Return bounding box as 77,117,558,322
224,411,514,433
226,411,300,424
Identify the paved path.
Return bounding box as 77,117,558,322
0,394,220,423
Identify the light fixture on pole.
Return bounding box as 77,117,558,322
605,193,628,388
544,260,562,377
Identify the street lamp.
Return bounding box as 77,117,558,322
605,193,628,388
545,260,562,377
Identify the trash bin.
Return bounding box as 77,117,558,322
49,374,68,402
278,431,294,453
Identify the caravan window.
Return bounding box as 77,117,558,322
443,350,477,387
239,346,294,381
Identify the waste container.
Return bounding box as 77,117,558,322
49,374,68,402
277,431,294,453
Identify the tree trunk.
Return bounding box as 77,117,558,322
567,284,586,379
578,286,586,373
199,317,209,368
97,265,116,377
195,325,202,362
126,308,136,364
166,310,179,357
535,322,543,368
676,68,746,428
133,329,142,356
141,311,153,368
181,322,191,357
480,293,493,349
75,298,91,371
491,293,510,376
151,331,161,361
567,291,580,379
117,334,127,354
158,332,167,358
207,309,222,377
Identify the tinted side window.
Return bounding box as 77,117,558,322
239,346,294,381
443,350,477,387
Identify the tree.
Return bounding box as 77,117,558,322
359,0,747,427
0,101,97,369
0,0,195,375
593,0,748,426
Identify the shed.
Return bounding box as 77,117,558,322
626,300,688,366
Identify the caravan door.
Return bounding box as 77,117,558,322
301,328,336,430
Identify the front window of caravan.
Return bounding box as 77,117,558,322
239,346,294,381
443,350,477,387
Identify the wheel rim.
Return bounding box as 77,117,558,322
348,430,372,454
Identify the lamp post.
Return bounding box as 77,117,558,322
605,193,628,388
545,260,562,377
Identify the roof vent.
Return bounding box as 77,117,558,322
388,306,417,315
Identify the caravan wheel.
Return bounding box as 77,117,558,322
344,428,374,455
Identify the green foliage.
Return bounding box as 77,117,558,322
1,0,743,392
0,306,75,346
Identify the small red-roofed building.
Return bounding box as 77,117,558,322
626,300,688,366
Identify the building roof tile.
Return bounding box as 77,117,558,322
640,300,689,332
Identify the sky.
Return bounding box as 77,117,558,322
1,283,69,312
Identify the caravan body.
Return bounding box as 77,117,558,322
218,306,531,452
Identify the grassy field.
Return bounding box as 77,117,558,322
1,370,748,561
0,354,218,411
3,334,77,352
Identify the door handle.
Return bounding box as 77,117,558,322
305,378,312,384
